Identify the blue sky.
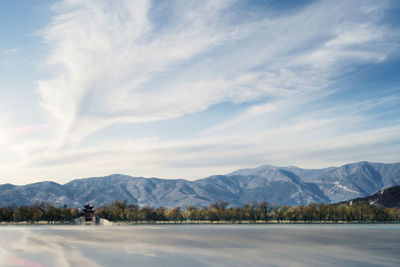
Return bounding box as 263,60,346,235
1,0,400,184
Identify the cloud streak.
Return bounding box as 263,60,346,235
1,0,399,183
37,0,239,145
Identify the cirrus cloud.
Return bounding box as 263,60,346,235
2,0,400,183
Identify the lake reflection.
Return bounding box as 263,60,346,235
0,224,399,266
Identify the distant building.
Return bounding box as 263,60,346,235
74,203,112,225
83,204,96,224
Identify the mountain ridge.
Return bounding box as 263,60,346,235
0,161,399,208
341,185,400,208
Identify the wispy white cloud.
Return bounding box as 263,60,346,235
3,123,53,138
37,0,239,145
1,48,19,56
1,0,399,183
37,0,396,135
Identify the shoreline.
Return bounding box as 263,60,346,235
1,220,400,226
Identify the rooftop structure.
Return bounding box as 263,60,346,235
83,204,95,223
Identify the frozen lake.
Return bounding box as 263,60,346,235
0,224,399,266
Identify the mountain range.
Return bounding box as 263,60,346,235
342,185,400,208
0,161,399,208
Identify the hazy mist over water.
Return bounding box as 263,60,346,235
0,225,399,267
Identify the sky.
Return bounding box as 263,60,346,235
1,0,400,185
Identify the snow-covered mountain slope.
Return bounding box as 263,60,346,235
341,185,400,208
0,162,399,208
288,162,400,202
232,162,400,203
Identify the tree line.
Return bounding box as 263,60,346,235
0,203,78,223
96,201,400,223
1,201,400,224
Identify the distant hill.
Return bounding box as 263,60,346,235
341,185,400,208
0,161,399,208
